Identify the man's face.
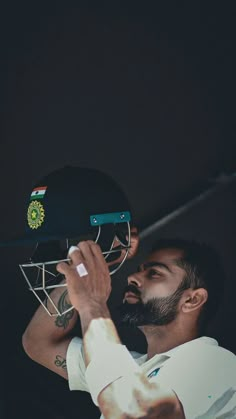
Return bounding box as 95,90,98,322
119,248,188,326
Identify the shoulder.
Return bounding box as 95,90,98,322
157,338,236,419
158,337,236,402
173,336,235,363
163,337,235,373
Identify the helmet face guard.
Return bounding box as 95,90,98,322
3,166,134,316
19,212,131,316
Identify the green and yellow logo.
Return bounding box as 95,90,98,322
27,200,45,229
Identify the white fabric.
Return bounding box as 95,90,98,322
66,336,236,419
85,343,141,405
66,337,88,392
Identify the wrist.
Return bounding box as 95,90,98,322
77,300,110,318
78,301,111,339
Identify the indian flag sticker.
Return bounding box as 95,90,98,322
30,186,47,200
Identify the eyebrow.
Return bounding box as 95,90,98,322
140,261,172,273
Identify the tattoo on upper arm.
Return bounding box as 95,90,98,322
54,290,74,329
54,355,67,370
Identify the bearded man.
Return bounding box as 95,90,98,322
23,238,236,419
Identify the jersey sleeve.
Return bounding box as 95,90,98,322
66,338,144,393
66,336,89,392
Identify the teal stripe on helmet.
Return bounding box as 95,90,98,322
90,211,131,226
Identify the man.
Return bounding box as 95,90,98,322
2,164,139,418
23,238,236,419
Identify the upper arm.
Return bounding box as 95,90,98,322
22,329,71,380
22,287,79,380
23,331,89,393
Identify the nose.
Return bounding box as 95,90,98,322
127,272,143,288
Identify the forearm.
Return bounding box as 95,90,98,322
79,303,120,365
80,310,184,418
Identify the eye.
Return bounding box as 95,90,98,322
148,268,161,278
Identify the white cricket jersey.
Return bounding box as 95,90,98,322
66,336,236,419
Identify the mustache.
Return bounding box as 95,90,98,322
122,284,141,298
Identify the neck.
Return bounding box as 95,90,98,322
139,318,199,359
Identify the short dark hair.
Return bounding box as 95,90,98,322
150,238,225,331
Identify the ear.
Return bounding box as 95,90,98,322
181,288,208,314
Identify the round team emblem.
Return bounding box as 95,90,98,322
27,200,45,229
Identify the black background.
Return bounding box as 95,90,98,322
1,2,236,418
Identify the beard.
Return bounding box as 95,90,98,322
118,280,188,327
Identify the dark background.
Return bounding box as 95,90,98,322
1,2,236,418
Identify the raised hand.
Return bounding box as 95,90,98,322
56,241,112,314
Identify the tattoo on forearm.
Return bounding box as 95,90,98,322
55,290,74,329
54,355,67,370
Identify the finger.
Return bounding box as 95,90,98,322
112,226,139,263
87,242,110,275
127,227,139,259
78,241,109,283
56,261,71,275
68,245,85,266
67,245,80,259
87,241,104,259
130,226,138,236
76,262,89,277
77,240,95,260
